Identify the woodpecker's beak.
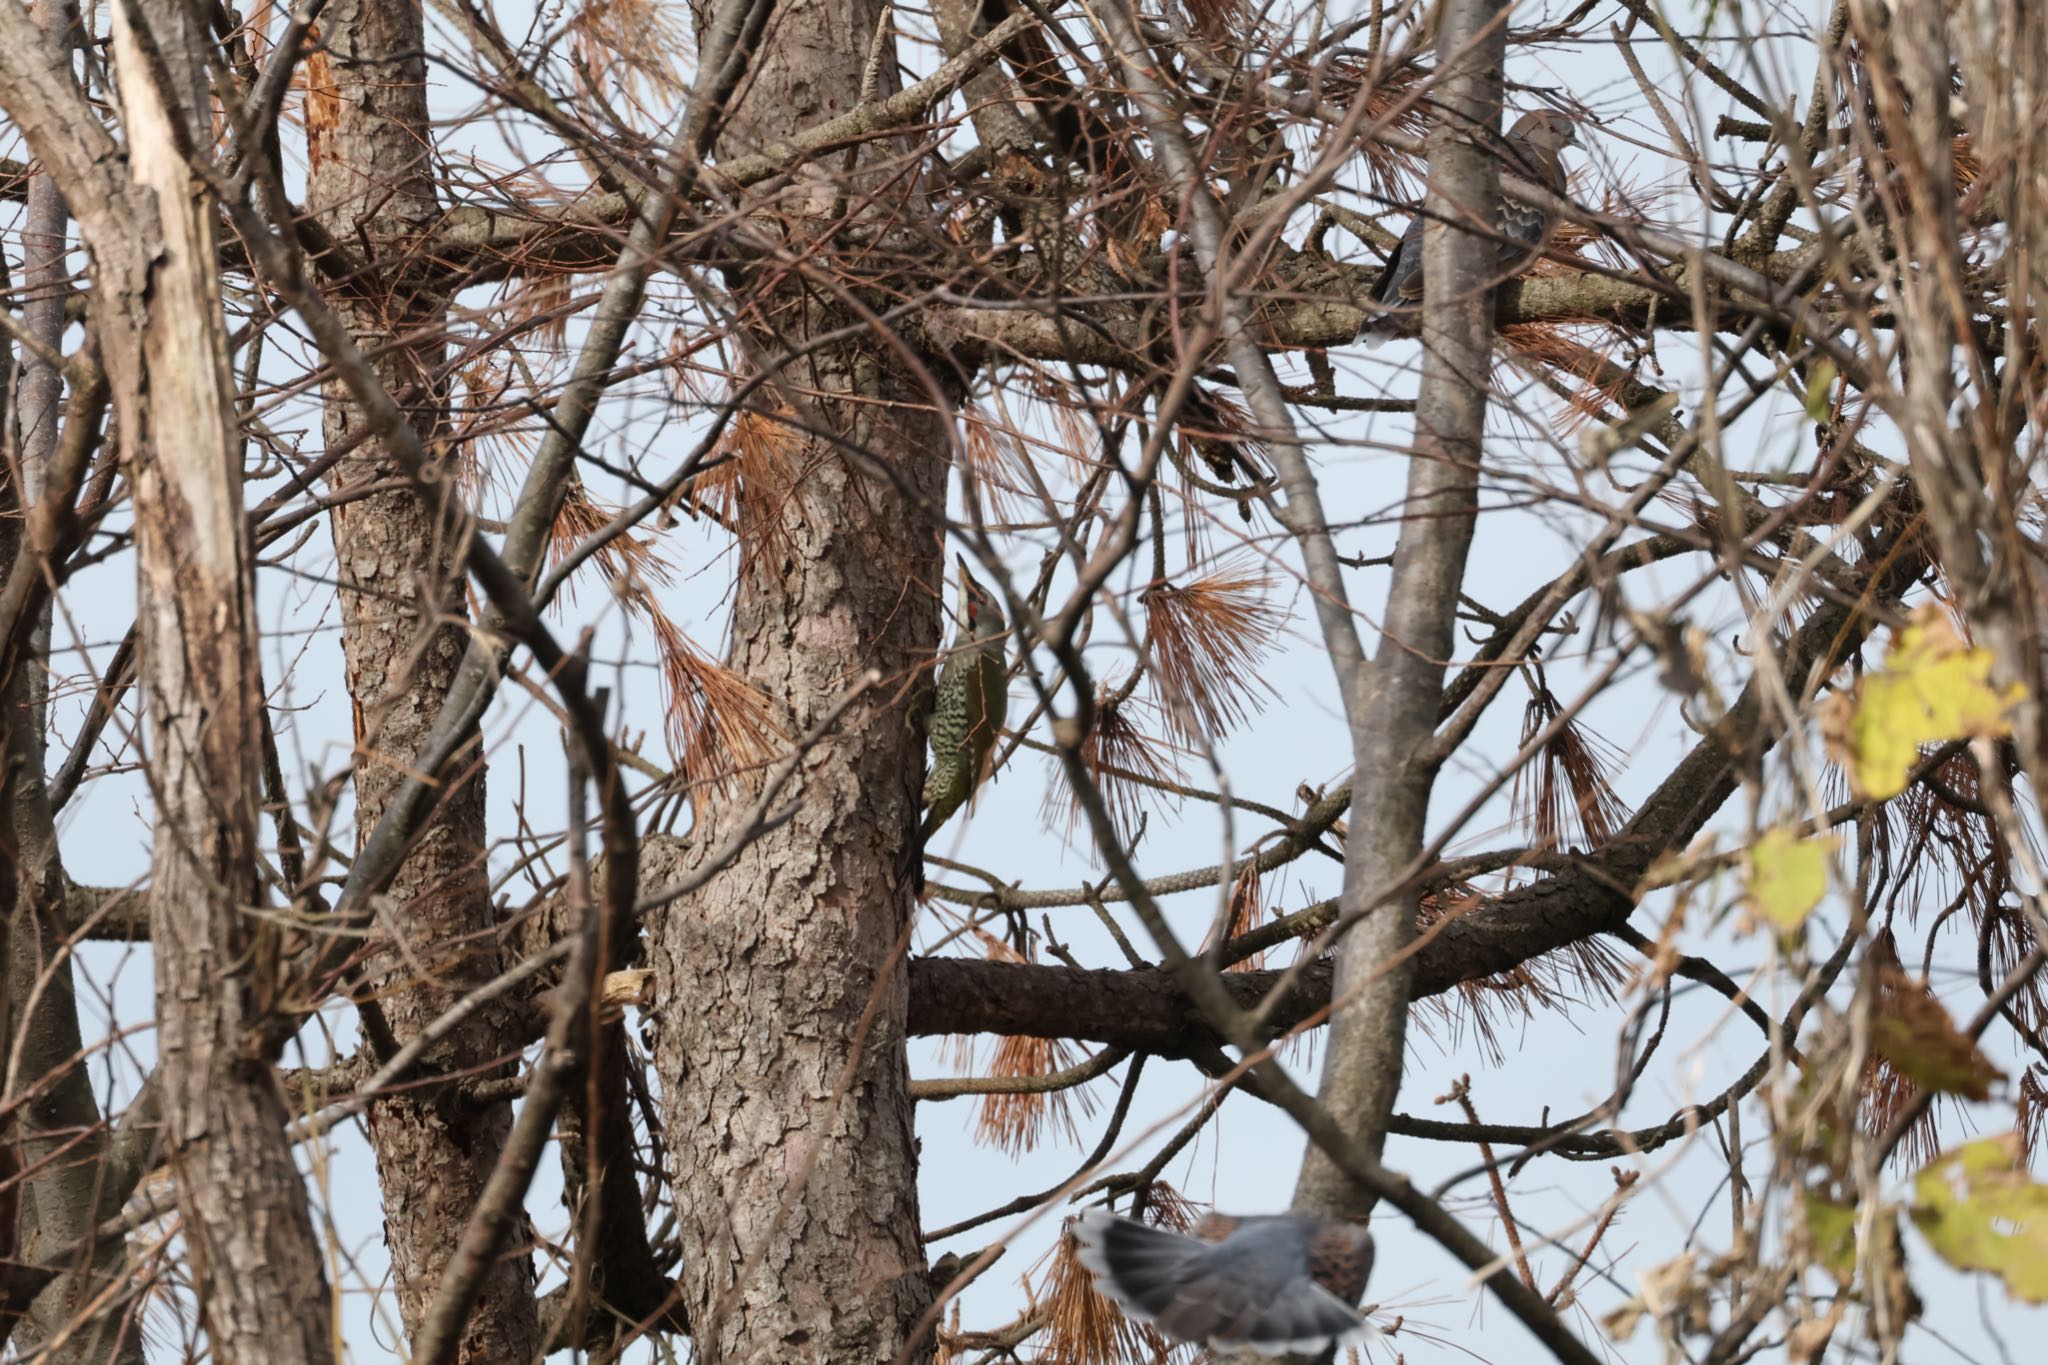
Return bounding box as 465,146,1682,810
955,554,977,623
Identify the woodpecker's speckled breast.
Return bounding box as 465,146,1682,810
921,557,1008,840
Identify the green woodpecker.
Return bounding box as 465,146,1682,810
921,557,1008,839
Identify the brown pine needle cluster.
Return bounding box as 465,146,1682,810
975,1033,1099,1155
1045,688,1186,844
1511,685,1631,854
1875,749,2048,1038
649,613,783,812
566,0,690,99
958,930,1101,1154
1298,59,1430,199
689,403,803,566
1953,133,1982,191
1981,900,2047,1041
1889,747,2019,917
1142,569,1284,744
547,476,674,604
1036,1220,1174,1365
449,360,536,501
1175,0,1253,46
2020,1066,2048,1163
958,402,1034,528
1021,368,1107,487
508,270,577,352
1502,325,1637,433
1202,861,1269,971
1414,881,1626,1063
1133,1181,1201,1233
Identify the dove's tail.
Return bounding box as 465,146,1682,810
1359,314,1400,349
1071,1210,1371,1358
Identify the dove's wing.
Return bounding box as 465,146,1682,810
1074,1211,1372,1357
1360,214,1426,347
1359,113,1576,345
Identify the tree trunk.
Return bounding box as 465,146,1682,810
652,2,948,1358
304,2,538,1358
1292,0,1508,1216
107,6,336,1361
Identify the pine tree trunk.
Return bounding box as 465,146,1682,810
652,1,948,1357
304,2,539,1358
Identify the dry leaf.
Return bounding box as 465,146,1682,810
1786,1302,1845,1363
602,967,653,1009
1802,1193,1859,1281
1872,967,2005,1102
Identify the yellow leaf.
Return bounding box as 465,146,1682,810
1831,608,2025,800
1911,1133,2048,1302
1746,828,1835,931
1802,1194,1859,1280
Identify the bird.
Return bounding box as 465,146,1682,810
1072,1207,1376,1357
1359,109,1580,346
920,555,1008,840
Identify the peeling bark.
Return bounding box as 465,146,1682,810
107,6,335,1361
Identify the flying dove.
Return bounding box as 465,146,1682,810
1072,1208,1375,1356
1359,109,1580,345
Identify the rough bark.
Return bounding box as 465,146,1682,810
302,2,538,1356
105,5,336,1361
653,410,943,1364
650,2,947,1358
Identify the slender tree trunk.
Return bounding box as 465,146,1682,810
100,7,337,1361
303,2,538,1357
1292,0,1508,1213
652,2,948,1358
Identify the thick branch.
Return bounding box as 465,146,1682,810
908,525,1925,1047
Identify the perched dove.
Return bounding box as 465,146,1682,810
1359,109,1580,345
1072,1208,1375,1356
